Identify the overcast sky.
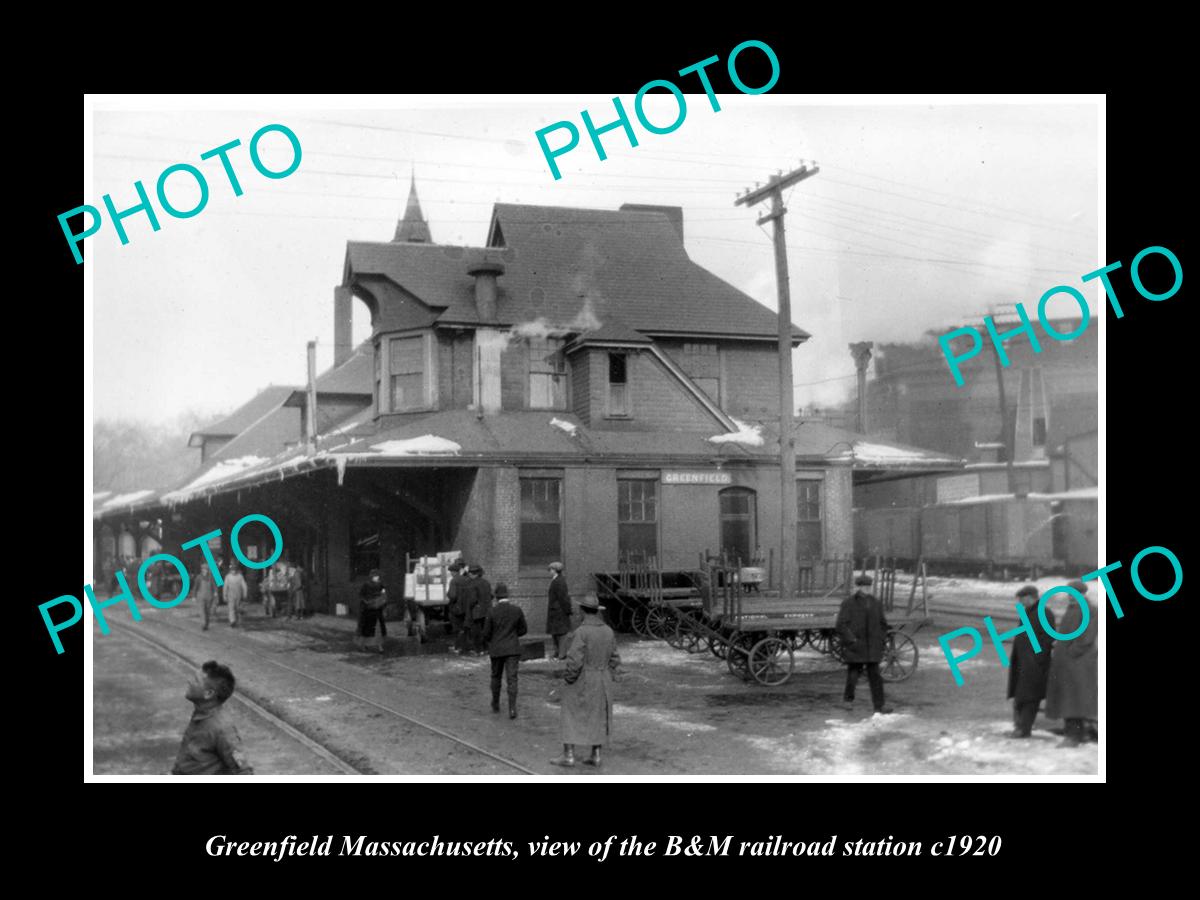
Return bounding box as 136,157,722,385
90,97,1099,424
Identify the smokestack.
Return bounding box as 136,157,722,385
334,286,353,366
849,342,874,433
467,259,505,322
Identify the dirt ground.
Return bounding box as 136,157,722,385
91,595,1099,777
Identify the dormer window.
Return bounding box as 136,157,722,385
376,331,436,414
607,352,630,417
529,338,567,409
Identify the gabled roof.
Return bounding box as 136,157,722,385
486,203,809,343
284,341,374,408
565,320,654,349
188,385,298,446
345,202,809,343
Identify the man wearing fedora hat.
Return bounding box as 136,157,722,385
1007,584,1056,738
483,583,527,719
546,561,572,660
551,594,621,768
836,573,893,714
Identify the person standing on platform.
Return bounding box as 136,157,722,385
356,569,389,654
550,594,621,769
446,560,470,654
546,561,572,660
469,565,492,655
1046,580,1099,747
483,584,527,719
197,562,218,631
171,660,253,775
1007,584,1056,738
836,574,894,715
288,563,307,620
223,564,247,628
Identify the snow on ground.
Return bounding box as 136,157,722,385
549,417,578,436
709,418,765,446
369,435,461,455
613,704,718,734
743,714,1096,776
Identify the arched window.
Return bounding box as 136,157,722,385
718,487,756,565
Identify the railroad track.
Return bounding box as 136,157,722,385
123,617,538,776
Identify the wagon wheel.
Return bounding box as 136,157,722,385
748,637,795,686
630,604,649,637
665,614,687,649
828,632,847,664
646,606,674,640
880,631,919,682
725,631,757,678
681,621,704,654
709,626,731,660
808,629,831,655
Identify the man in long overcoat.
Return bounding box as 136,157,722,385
551,595,621,768
1007,584,1056,737
545,561,572,659
835,574,893,714
1045,580,1098,747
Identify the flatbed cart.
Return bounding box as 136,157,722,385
673,554,927,686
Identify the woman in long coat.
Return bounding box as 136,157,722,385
1007,585,1056,737
1045,582,1098,746
545,562,572,659
551,595,621,768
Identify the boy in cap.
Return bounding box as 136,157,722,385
835,573,894,714
483,583,528,718
1007,585,1056,738
546,561,572,660
171,660,254,775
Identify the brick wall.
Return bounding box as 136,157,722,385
579,348,723,432
722,342,781,418
571,350,591,426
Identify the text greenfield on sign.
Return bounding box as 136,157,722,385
663,471,732,485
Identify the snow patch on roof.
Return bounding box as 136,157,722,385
829,441,959,466
549,417,578,436
369,435,462,456
162,456,271,501
1030,487,1098,502
708,418,764,447
98,489,155,510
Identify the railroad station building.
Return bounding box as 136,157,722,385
93,181,957,628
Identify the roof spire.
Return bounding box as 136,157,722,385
393,168,432,243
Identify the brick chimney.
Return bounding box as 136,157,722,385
334,285,353,367
467,259,505,322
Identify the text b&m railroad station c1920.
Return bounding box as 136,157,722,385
90,101,1102,778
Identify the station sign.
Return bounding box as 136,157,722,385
663,471,732,485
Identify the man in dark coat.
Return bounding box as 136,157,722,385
836,574,893,714
446,560,470,654
546,561,572,660
483,583,528,719
1046,580,1098,747
468,565,492,655
356,569,388,654
1006,584,1056,738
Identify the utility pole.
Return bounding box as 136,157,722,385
986,308,1016,494
736,162,819,601
306,340,318,454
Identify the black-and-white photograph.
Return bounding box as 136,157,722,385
86,95,1100,779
